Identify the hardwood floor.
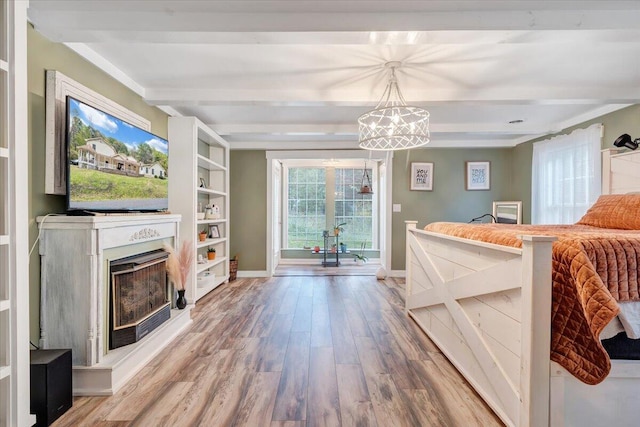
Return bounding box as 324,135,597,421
52,276,503,427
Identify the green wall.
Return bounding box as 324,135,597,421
229,150,267,271
390,148,514,270
27,25,169,342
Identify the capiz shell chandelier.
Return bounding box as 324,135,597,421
358,61,430,151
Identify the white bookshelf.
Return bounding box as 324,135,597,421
0,1,34,425
169,117,230,303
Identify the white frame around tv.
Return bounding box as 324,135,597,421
45,70,151,195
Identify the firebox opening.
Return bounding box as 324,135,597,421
109,249,171,350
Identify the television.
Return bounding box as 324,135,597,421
65,96,169,213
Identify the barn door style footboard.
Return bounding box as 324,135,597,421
405,221,556,427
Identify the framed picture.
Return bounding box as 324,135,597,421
466,161,490,190
208,224,220,239
410,162,434,191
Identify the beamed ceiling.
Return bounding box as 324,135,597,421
27,1,640,149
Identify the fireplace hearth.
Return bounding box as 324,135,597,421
110,249,171,350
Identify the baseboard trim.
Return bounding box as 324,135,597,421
237,270,269,278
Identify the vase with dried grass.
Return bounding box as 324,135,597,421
165,241,194,309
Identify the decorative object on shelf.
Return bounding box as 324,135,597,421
198,230,207,241
331,243,337,253
340,242,347,253
410,162,434,191
358,162,374,194
229,255,239,281
358,61,430,151
165,241,194,310
196,212,205,220
199,177,206,188
209,224,220,239
314,245,320,253
333,222,346,236
465,161,491,191
207,247,216,260
354,242,369,265
211,204,220,219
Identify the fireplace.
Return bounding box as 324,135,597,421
109,249,171,350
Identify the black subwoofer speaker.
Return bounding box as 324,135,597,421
30,349,72,427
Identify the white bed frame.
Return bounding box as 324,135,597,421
405,149,640,427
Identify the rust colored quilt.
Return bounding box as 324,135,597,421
423,222,640,384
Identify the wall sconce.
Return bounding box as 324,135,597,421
613,134,640,150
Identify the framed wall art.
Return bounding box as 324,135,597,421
410,162,434,191
465,161,490,191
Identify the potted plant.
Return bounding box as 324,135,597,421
334,222,346,236
207,247,216,260
198,229,207,242
340,242,347,253
354,242,368,265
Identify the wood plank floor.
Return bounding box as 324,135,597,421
52,276,503,427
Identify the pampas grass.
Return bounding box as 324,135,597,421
165,241,193,291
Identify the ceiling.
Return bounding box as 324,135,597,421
27,1,640,150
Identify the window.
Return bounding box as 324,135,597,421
532,124,601,224
287,167,326,248
284,161,377,249
335,168,374,249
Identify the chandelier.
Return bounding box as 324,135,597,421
358,61,430,151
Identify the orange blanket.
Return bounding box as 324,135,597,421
423,222,640,384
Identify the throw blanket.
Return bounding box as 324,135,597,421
423,222,640,384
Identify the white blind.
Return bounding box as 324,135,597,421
532,124,602,224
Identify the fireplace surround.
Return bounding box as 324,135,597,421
38,214,191,395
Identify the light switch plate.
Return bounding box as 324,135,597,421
393,204,401,212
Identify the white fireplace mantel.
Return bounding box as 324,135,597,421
38,214,192,395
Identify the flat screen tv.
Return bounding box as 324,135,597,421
65,96,169,213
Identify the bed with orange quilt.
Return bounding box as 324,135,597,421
405,166,640,427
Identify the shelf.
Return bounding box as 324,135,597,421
196,237,227,249
0,365,10,381
197,154,227,172
196,274,228,300
197,187,227,197
0,235,8,246
0,147,8,159
0,59,7,72
197,218,227,225
196,256,228,274
0,299,9,312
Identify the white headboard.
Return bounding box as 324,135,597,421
602,149,640,195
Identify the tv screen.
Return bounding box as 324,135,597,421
65,96,169,213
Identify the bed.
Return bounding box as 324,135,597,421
404,149,640,427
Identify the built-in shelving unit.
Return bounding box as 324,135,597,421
1,1,34,425
169,117,230,304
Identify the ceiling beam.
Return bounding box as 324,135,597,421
29,6,640,43
146,87,640,106
229,138,518,150
210,123,555,136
